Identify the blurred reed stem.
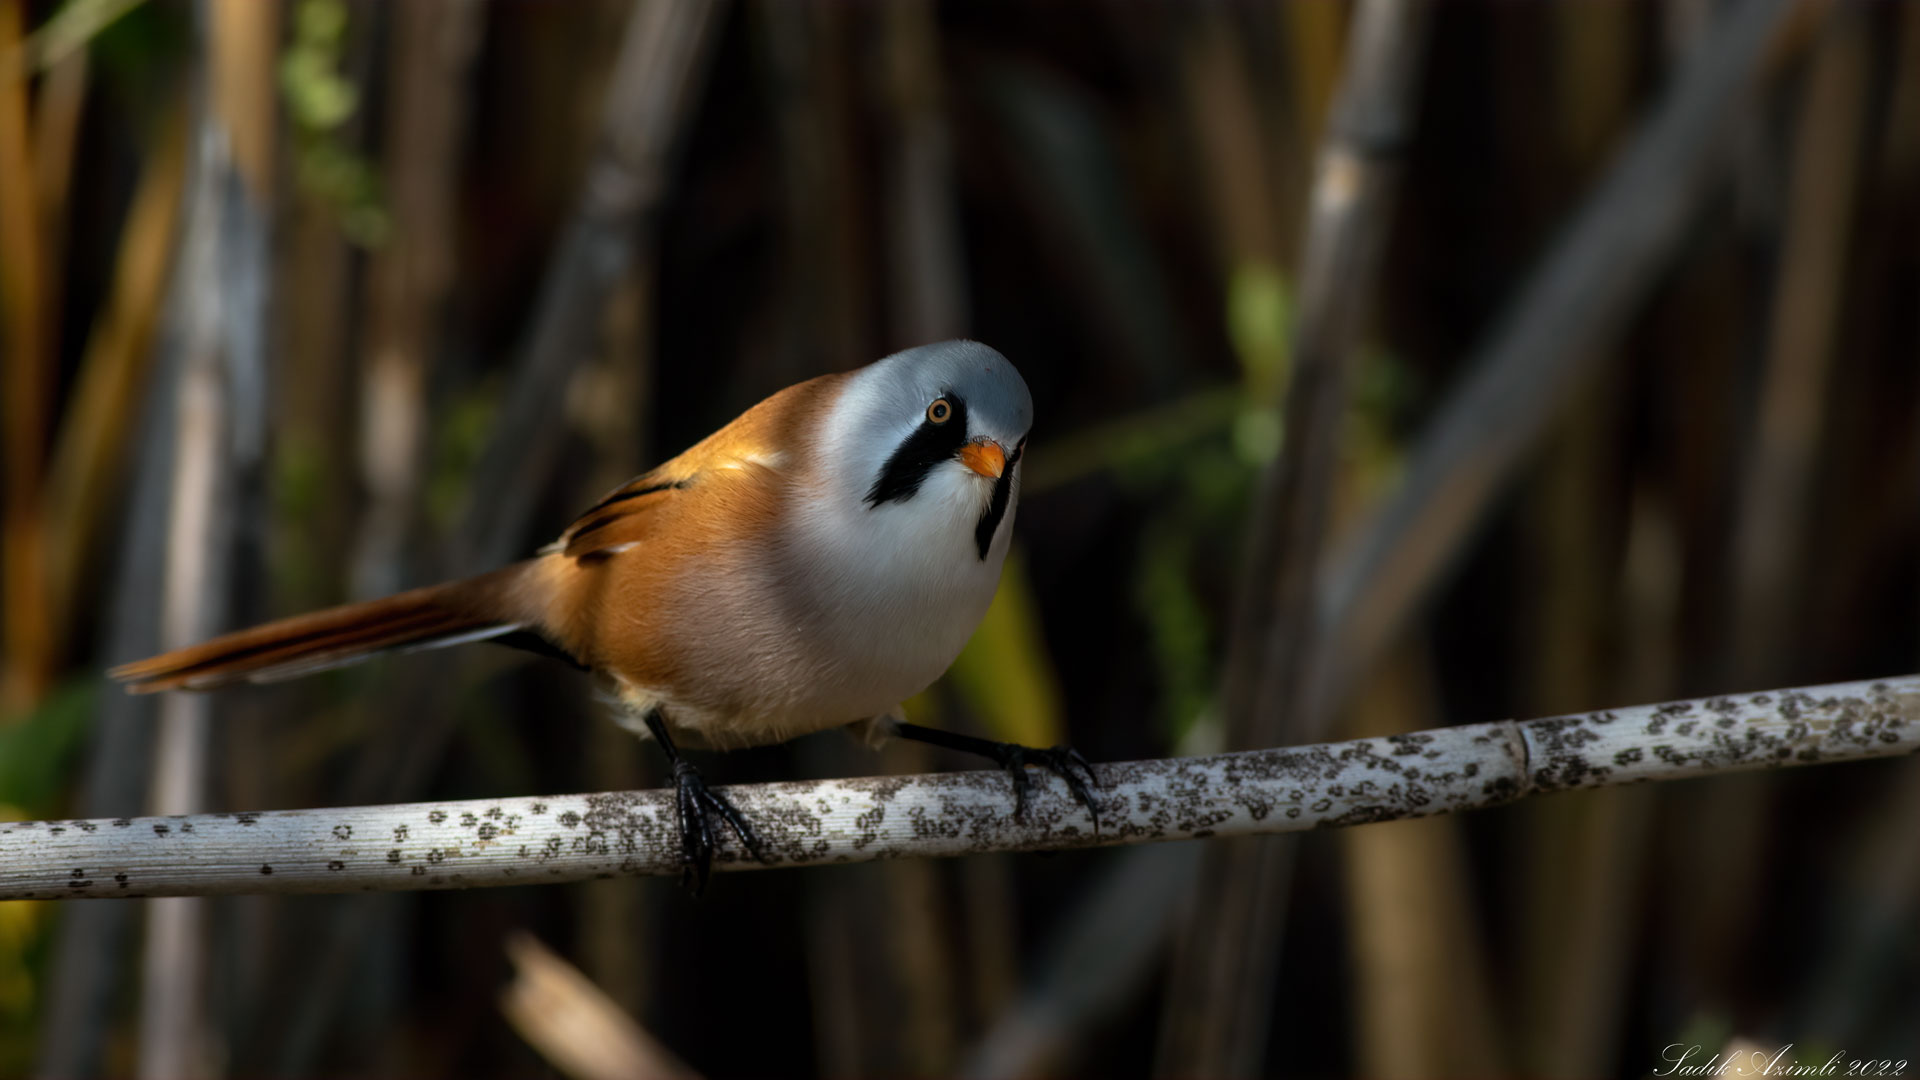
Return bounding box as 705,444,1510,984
6,0,144,77
1157,2,1430,1074
43,104,188,659
1517,389,1652,1079
138,0,278,1072
1513,9,1642,1072
1181,7,1282,273
500,932,698,1080
1729,4,1868,683
351,0,482,601
29,45,85,391
1311,0,1802,721
34,252,182,1080
1280,1,1343,165
1019,388,1243,495
1676,0,1874,1015
880,0,965,348
1792,3,1920,1044
243,4,393,1068
1340,642,1501,1079
453,0,726,573
0,0,53,716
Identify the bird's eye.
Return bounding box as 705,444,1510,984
926,398,952,424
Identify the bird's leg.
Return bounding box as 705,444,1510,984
642,709,764,893
892,722,1101,831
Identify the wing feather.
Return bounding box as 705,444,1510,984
545,372,845,562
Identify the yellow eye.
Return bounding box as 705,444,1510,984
927,398,952,424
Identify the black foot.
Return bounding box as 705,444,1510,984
987,743,1101,830
672,760,764,894
891,723,1102,831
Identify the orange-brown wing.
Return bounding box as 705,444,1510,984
548,476,681,561
545,372,845,562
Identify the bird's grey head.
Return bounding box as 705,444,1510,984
827,340,1032,560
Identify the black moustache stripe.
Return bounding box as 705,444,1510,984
972,442,1021,561
866,393,969,507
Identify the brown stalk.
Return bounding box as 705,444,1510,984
1341,643,1501,1079
1728,5,1868,680
453,0,728,573
881,0,966,347
501,932,699,1080
1281,1,1345,156
1792,3,1920,1043
350,0,482,601
1310,0,1801,721
1181,7,1282,272
1513,8,1645,1074
34,267,190,1080
0,0,51,715
1157,2,1431,1075
43,104,189,655
29,45,84,379
138,2,279,1076
1675,0,1873,1012
1516,399,1654,1079
208,0,275,204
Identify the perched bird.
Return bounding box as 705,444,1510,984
113,340,1097,889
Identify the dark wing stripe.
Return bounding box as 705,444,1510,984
558,480,688,559
564,514,623,544
583,480,684,516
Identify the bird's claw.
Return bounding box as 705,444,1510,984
671,760,764,894
993,743,1102,833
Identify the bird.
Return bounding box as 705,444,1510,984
112,340,1098,890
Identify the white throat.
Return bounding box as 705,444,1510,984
781,380,1019,716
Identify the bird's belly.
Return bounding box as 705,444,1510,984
811,603,980,713
610,563,994,751
719,601,981,745
598,471,1011,752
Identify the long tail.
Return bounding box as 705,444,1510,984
111,562,549,693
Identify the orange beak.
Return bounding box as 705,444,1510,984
958,438,1007,480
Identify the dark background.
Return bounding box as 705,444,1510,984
1,0,1916,1076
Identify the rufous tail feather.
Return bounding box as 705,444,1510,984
110,563,544,693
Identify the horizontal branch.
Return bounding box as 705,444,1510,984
7,675,1916,900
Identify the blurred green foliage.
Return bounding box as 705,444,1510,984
280,0,387,247
426,380,503,535
0,682,95,817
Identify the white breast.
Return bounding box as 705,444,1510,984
781,460,1015,722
